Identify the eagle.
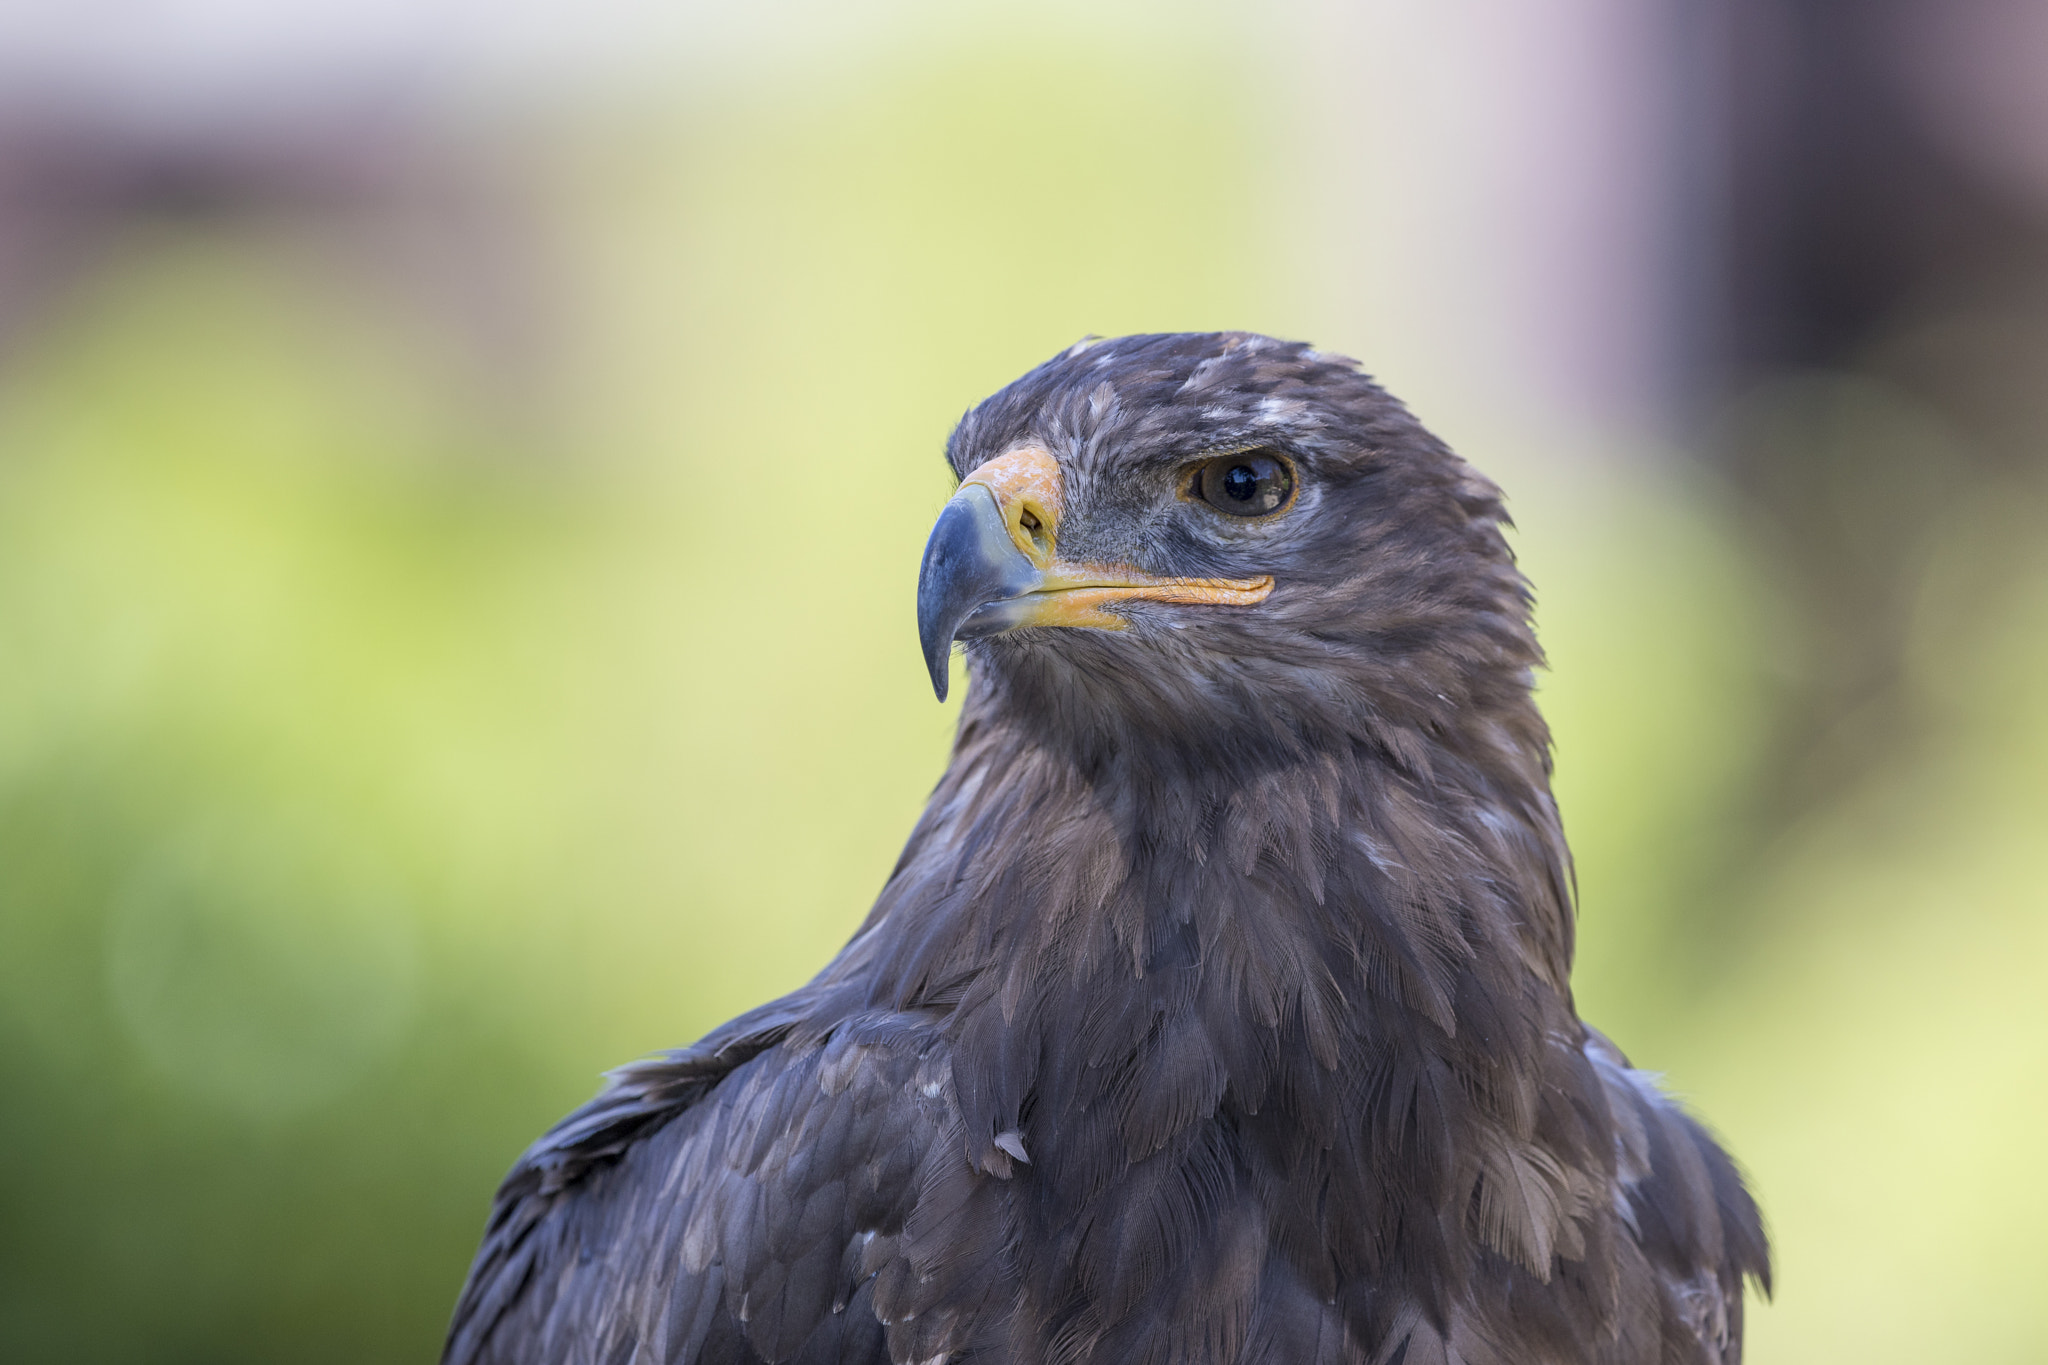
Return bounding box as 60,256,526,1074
444,333,1769,1365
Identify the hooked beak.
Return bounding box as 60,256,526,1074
914,447,1273,700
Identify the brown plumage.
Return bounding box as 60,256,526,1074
444,332,1769,1365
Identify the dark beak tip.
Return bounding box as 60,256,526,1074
915,537,960,704
916,484,1041,705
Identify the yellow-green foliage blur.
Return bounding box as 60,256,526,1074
0,27,2043,1365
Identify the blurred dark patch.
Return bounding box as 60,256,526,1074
1710,0,2048,816
0,101,561,415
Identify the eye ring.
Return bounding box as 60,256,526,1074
1187,450,1297,518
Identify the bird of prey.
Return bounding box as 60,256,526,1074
445,333,1768,1365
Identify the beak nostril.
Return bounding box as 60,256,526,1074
1014,503,1054,560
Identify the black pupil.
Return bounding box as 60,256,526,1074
1200,453,1289,516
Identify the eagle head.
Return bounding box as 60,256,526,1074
918,332,1543,764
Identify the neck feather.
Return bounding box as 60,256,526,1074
811,681,1576,1176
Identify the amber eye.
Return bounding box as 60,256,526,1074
1192,451,1295,518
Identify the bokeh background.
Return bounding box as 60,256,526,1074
1,1,2044,1360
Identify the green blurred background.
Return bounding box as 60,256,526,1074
1,3,2044,1361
